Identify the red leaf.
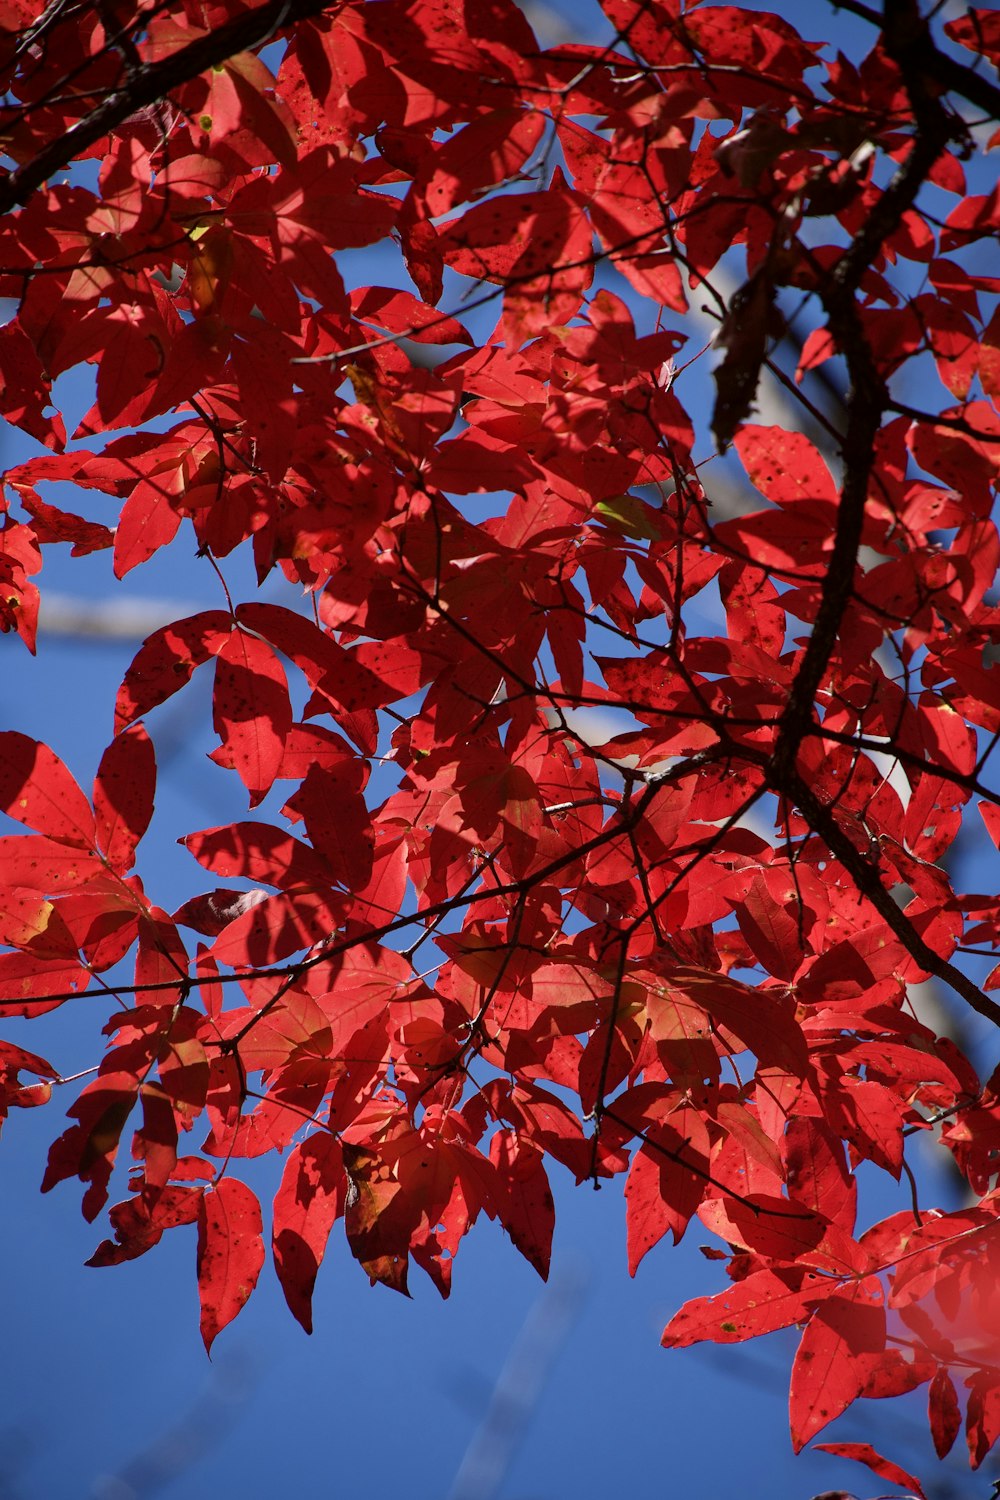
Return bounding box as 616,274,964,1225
789,1278,886,1450
821,1077,907,1178
17,492,111,555
276,723,354,780
229,329,297,481
41,1070,140,1222
625,1110,711,1269
86,1184,203,1267
112,474,183,578
212,629,292,804
420,108,545,217
814,1442,927,1499
783,1118,857,1234
196,1179,265,1353
928,1366,961,1459
736,870,808,980
437,176,593,340
967,1371,1000,1469
670,967,808,1078
0,889,78,959
715,505,833,575
489,1128,554,1279
284,762,373,890
498,1080,591,1181
663,1267,831,1348
272,1133,346,1333
945,8,1000,64
182,820,335,891
980,304,1000,399
350,286,472,346
234,602,387,711
0,1039,56,1128
700,1194,863,1271
115,612,232,732
208,887,348,967
0,732,95,846
0,949,92,1013
0,320,66,448
93,724,156,874
734,425,838,507
342,1140,411,1295
0,834,112,892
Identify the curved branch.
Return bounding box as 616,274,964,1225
777,765,1000,1028
828,0,1000,121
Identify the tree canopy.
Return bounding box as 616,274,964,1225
1,1,1000,1491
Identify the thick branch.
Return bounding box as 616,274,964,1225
763,0,1000,1026
773,71,952,779
830,0,1000,120
0,0,334,215
778,767,1000,1029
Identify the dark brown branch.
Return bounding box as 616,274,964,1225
773,54,953,780
771,0,953,771
779,765,1000,1029
0,0,334,215
887,401,1000,443
829,0,1000,121
762,1,999,1026
799,725,1000,808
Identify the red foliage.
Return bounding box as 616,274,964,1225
1,0,1000,1488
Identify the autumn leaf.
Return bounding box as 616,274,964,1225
789,1278,886,1450
197,1179,265,1354
272,1133,346,1333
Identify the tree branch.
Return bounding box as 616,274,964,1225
779,766,1000,1029
0,0,334,215
829,0,1000,121
762,0,1000,1025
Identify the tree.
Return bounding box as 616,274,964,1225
1,0,999,1492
